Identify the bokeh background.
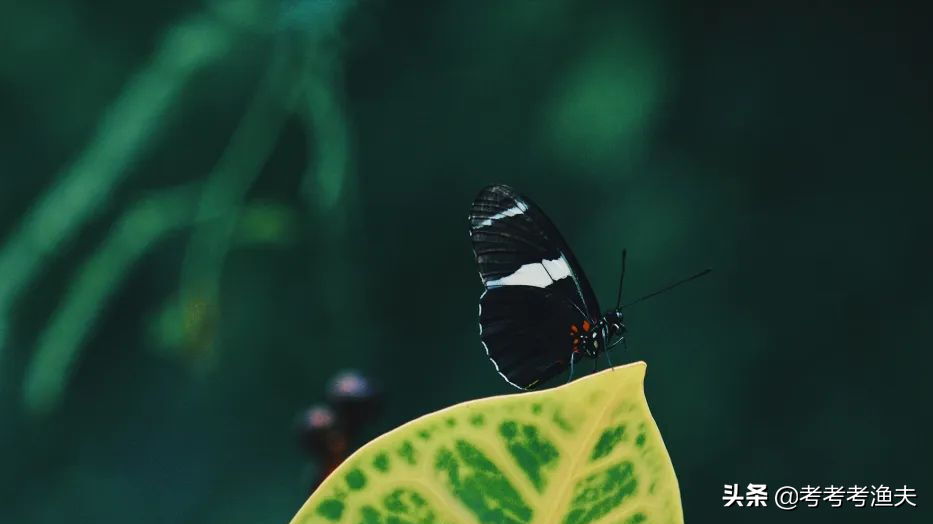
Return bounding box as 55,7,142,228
1,1,930,522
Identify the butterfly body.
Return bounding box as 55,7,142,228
572,311,626,358
469,184,626,390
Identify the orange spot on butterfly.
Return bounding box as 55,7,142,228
582,320,591,332
570,324,578,333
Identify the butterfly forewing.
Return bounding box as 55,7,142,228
469,184,601,389
469,185,599,317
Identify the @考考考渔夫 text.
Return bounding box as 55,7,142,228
723,484,917,510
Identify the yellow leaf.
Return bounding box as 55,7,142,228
289,362,682,524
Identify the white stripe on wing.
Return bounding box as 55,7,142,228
486,256,572,288
475,201,528,228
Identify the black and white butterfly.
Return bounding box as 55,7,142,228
468,184,708,390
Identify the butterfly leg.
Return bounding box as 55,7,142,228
603,336,626,369
566,352,576,384
604,348,615,369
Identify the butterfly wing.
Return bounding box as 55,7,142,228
479,285,588,389
469,184,600,318
469,184,601,389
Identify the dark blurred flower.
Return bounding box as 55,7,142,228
326,369,383,434
296,403,346,459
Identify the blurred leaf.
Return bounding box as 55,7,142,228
0,4,253,360
146,290,219,364
234,201,299,246
289,362,682,524
542,27,669,174
22,184,202,415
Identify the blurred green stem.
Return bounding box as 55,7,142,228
301,60,354,220
22,184,203,415
297,64,362,330
294,15,362,333
178,43,306,356
180,1,360,354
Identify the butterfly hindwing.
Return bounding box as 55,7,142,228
479,286,588,389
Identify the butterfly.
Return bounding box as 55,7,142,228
468,184,709,390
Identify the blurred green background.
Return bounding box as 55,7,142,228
1,1,930,522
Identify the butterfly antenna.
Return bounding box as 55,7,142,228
615,249,627,308
621,268,712,309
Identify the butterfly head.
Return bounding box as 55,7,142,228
602,310,626,346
